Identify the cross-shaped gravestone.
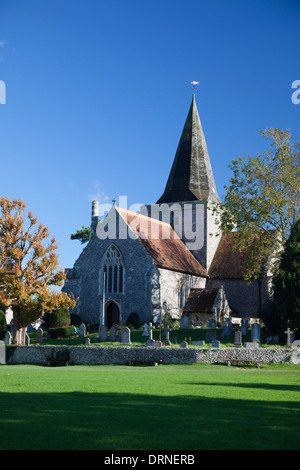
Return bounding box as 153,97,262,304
285,327,294,347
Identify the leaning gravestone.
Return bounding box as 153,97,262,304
79,323,86,338
99,325,108,342
121,326,131,344
0,341,6,364
211,340,220,349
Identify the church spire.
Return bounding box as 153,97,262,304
157,94,220,204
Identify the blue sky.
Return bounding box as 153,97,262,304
0,0,299,270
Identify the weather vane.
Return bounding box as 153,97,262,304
191,81,199,95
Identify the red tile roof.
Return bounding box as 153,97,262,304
117,207,208,278
209,231,272,279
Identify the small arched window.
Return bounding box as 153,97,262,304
101,245,124,294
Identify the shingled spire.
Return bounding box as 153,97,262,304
157,94,220,204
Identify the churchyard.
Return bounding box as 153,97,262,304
9,321,298,349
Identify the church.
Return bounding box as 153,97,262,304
63,93,271,327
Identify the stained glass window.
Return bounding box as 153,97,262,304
102,245,124,294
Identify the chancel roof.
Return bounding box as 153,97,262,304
117,207,208,278
208,231,273,279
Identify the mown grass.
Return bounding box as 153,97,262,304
0,363,299,450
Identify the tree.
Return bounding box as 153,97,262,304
0,197,76,345
213,128,300,279
70,226,91,244
261,219,300,335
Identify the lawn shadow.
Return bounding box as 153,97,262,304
0,390,299,450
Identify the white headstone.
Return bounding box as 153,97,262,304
0,341,6,364
121,326,131,344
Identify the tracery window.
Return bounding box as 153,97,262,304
102,245,124,294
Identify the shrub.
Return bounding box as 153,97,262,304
126,312,140,329
47,326,75,339
0,310,7,330
48,308,71,328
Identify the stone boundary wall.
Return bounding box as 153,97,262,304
5,345,300,365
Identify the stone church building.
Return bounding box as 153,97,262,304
63,94,271,327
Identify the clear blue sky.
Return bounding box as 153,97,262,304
0,0,299,270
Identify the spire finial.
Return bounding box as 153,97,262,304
112,198,117,207
191,81,199,95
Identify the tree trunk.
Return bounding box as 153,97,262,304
12,325,27,345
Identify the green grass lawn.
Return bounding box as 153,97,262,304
0,363,299,450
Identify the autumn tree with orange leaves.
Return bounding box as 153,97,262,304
0,197,76,345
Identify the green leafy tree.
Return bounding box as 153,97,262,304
70,226,91,244
261,219,300,335
213,128,300,279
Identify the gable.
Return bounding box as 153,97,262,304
117,207,208,278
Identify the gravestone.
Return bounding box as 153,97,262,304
79,323,86,338
206,330,216,342
36,328,43,344
285,328,295,348
110,325,117,342
152,340,162,347
192,341,205,346
99,325,108,342
121,326,131,344
142,323,149,336
163,319,171,345
0,341,6,364
25,333,30,345
4,331,11,345
85,338,90,345
148,322,153,341
234,331,242,348
180,341,188,348
221,319,232,337
251,323,261,343
245,342,259,349
180,315,189,328
211,340,220,349
241,319,249,336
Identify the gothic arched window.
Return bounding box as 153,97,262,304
101,245,124,294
